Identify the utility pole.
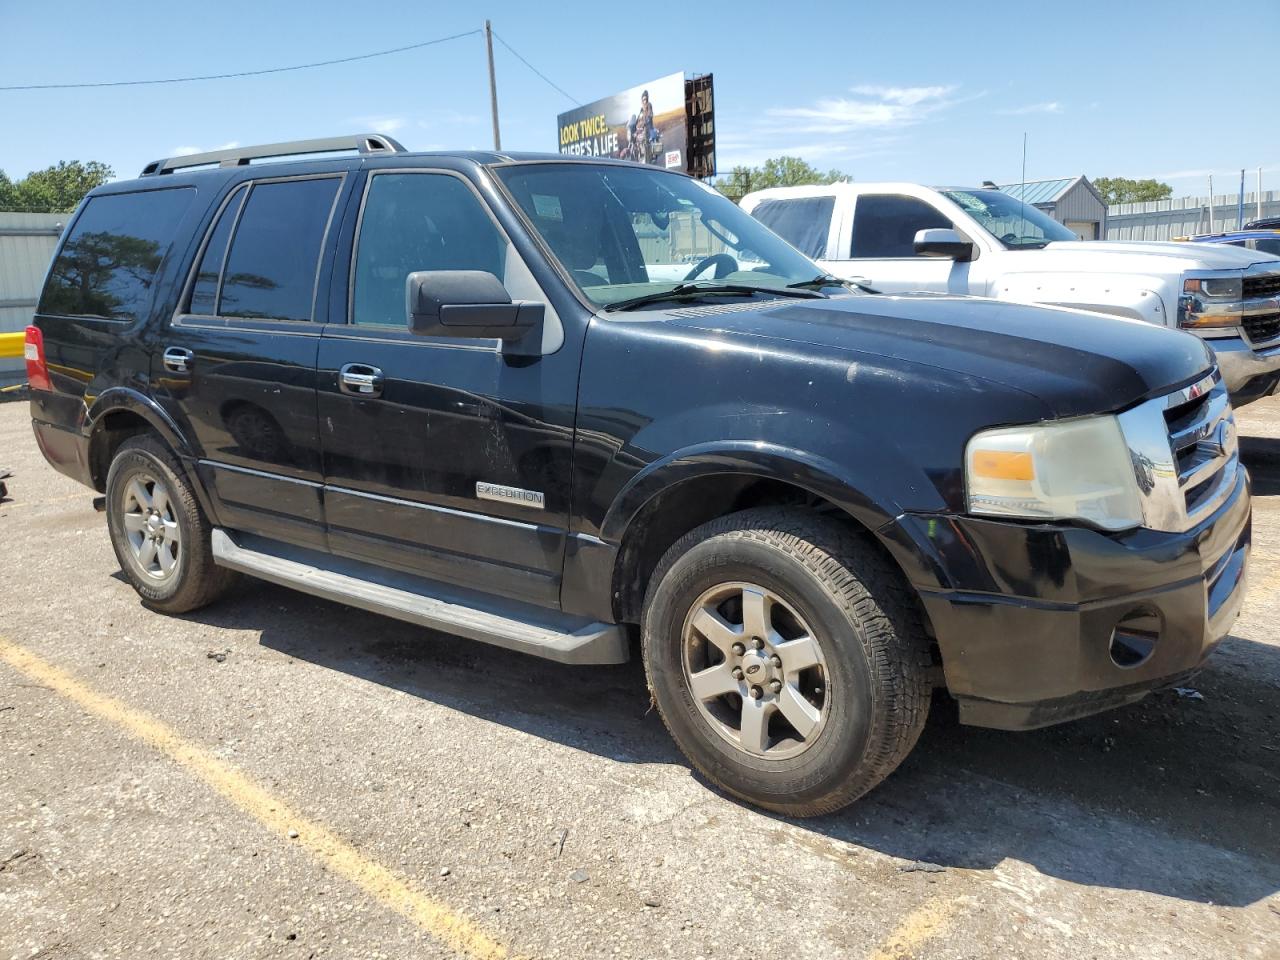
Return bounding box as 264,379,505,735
484,20,501,151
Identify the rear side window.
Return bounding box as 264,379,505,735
850,194,952,258
40,187,196,322
750,197,834,259
216,178,341,322
188,186,247,315
1256,238,1280,256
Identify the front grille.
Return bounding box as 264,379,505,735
1243,311,1280,346
1162,380,1238,521
1243,273,1280,299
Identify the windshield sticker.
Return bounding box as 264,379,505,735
532,193,563,222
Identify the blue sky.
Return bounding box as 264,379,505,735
2,0,1276,198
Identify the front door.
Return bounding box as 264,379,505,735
825,193,972,295
317,169,579,608
157,173,347,549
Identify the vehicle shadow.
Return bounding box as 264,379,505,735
175,575,1280,909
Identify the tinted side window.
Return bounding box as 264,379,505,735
751,197,834,259
188,186,247,315
850,195,951,258
40,187,195,322
1255,238,1280,256
220,178,341,322
352,173,507,327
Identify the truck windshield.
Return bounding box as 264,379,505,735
942,189,1078,249
495,163,829,307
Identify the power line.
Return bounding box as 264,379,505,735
0,29,482,92
491,31,580,105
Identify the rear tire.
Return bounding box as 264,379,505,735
641,508,932,816
105,435,238,614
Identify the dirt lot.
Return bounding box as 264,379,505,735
1,395,1278,960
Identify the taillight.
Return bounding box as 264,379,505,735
24,325,52,392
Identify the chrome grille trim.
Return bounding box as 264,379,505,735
1116,368,1240,533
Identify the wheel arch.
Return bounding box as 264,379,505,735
604,444,934,643
85,388,195,492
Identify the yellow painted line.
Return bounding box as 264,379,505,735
0,635,520,960
866,896,958,960
0,331,24,360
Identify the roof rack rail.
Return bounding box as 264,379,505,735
139,133,406,176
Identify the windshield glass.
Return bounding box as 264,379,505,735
943,188,1078,249
495,163,827,307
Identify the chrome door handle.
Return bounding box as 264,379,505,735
162,347,193,373
339,363,384,397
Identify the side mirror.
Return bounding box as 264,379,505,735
914,228,975,262
406,270,543,341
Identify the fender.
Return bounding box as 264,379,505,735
84,386,194,459
992,272,1171,327
599,439,908,548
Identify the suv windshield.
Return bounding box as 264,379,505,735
943,188,1078,249
495,163,829,307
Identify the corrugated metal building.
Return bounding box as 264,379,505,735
1,212,65,384
1106,190,1280,241
998,176,1107,240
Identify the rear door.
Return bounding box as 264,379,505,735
748,196,838,261
829,193,972,294
316,167,579,609
156,172,349,549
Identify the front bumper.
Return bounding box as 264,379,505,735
1209,335,1280,405
897,467,1251,730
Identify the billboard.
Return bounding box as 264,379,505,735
557,73,715,177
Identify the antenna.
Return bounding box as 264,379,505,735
1018,132,1028,241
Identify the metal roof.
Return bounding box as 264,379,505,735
997,177,1079,205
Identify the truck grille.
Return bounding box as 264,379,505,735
1162,378,1238,523
1243,311,1280,345
1243,273,1280,299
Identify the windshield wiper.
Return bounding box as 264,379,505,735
787,274,880,295
605,282,825,312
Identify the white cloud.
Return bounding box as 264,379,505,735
713,83,963,170
767,84,959,134
1151,164,1280,182
353,116,406,136
170,141,239,157
997,101,1062,115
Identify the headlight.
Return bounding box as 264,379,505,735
1184,277,1242,299
965,416,1143,531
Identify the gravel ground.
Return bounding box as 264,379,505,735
1,395,1278,960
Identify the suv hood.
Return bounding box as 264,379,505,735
1035,239,1280,272
666,293,1213,419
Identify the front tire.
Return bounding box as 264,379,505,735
641,508,932,816
105,435,238,613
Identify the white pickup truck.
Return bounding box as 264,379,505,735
740,182,1280,405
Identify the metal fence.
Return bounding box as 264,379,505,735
1106,190,1280,242
0,212,65,384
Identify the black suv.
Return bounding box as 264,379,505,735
26,135,1251,815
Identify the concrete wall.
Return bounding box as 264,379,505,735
0,212,66,384
1106,190,1280,242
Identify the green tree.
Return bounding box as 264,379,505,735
0,160,114,213
1092,176,1172,206
715,156,848,204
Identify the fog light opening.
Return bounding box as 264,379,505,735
1110,610,1160,668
